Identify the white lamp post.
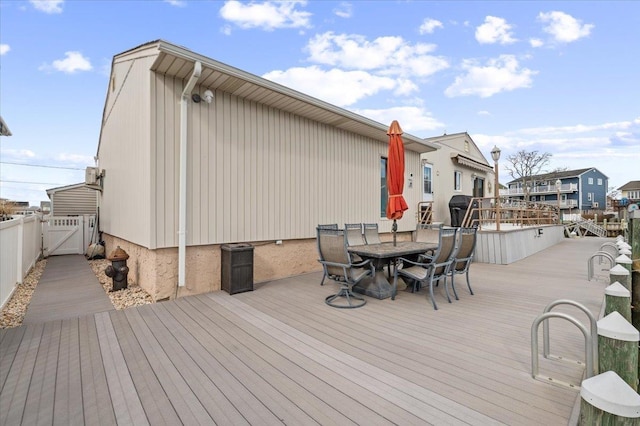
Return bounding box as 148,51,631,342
555,178,562,223
491,146,501,231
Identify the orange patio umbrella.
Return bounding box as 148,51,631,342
386,120,408,246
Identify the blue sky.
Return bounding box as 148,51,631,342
1,0,638,206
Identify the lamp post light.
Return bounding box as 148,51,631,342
490,145,501,231
555,178,562,223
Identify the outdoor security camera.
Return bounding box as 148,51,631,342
203,90,214,104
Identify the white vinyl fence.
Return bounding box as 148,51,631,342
0,215,43,309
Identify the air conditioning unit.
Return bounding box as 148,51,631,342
85,167,99,185
592,201,599,208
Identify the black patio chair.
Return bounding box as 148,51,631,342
317,224,338,285
393,227,458,310
448,227,478,299
316,227,373,309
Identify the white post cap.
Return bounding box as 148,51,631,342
598,311,639,341
619,248,632,256
617,241,631,250
615,254,632,264
610,264,630,276
605,282,630,298
581,371,640,418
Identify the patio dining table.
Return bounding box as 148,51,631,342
348,241,437,300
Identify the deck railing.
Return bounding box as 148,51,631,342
461,197,560,229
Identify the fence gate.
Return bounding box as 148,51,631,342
44,215,95,256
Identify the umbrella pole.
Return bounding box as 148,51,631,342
392,219,397,246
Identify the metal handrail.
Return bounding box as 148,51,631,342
461,196,560,229
542,299,598,374
587,251,615,281
531,312,594,389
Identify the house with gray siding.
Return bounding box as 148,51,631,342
95,40,438,300
503,168,608,213
46,183,98,216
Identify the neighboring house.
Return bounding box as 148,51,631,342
503,168,608,212
95,40,439,301
421,132,494,225
46,183,98,216
618,180,640,202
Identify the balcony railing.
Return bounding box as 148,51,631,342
500,183,577,197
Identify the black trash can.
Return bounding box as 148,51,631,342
449,195,478,227
221,243,254,294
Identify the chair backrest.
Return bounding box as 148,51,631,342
345,223,365,246
316,227,350,277
363,223,381,244
415,223,442,244
454,227,477,271
431,227,458,276
317,223,339,230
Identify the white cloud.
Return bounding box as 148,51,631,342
538,11,594,43
55,153,94,164
306,32,449,77
529,38,544,48
477,110,491,116
263,66,396,107
39,51,92,74
475,16,517,44
220,25,232,36
0,148,36,160
333,2,352,18
219,0,311,31
0,44,10,55
29,0,63,14
353,106,444,134
516,118,639,135
164,0,186,7
419,18,443,35
445,55,536,98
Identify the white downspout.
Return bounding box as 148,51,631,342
178,61,202,287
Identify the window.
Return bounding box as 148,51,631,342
464,141,470,152
423,165,432,194
380,158,387,217
629,191,640,199
597,178,603,185
588,177,593,184
454,171,462,191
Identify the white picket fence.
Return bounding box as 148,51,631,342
0,215,43,309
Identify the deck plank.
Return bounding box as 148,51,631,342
166,297,325,425
94,311,148,425
109,310,181,426
78,315,116,425
149,301,287,425
53,318,83,426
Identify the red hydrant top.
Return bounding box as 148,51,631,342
107,246,130,261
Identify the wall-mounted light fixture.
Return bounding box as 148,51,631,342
408,172,414,188
192,90,214,104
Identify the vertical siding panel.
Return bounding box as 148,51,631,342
154,74,166,247
199,92,210,241
149,75,157,249
248,101,258,238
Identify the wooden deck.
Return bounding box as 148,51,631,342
0,237,609,425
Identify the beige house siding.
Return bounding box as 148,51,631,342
422,133,494,225
98,54,154,247
47,184,97,216
150,79,424,248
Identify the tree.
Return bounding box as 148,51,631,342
504,150,552,201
